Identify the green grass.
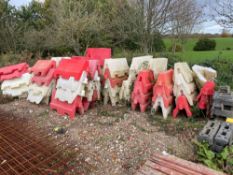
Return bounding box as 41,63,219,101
174,50,233,64
163,37,233,63
163,37,233,51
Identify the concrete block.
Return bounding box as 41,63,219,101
211,86,233,118
214,122,233,146
197,120,221,145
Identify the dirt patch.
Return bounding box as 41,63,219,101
0,94,14,104
0,99,206,175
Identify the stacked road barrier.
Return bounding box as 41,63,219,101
50,59,89,119
173,62,196,117
149,58,168,80
103,58,129,106
192,65,217,113
120,55,153,101
84,60,101,107
51,57,71,67
27,60,56,104
192,65,217,89
0,63,32,97
151,69,174,119
85,48,111,67
1,49,226,121
131,69,155,112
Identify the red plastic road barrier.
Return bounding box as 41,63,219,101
54,59,89,80
0,63,28,81
133,70,155,94
0,68,28,81
31,68,55,86
85,48,111,67
131,101,150,112
0,63,28,75
173,94,192,118
131,92,152,105
152,69,173,108
197,81,215,110
104,68,128,88
131,70,154,112
50,90,84,119
88,60,101,80
30,60,56,76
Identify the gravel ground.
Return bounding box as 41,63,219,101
0,98,207,175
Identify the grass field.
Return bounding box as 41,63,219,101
163,37,233,63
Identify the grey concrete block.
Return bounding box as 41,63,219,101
211,86,233,118
214,122,233,146
198,120,221,145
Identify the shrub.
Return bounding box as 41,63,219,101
152,33,166,52
202,57,233,89
193,38,216,51
194,141,233,174
169,44,183,52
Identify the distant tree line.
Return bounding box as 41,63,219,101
0,0,201,56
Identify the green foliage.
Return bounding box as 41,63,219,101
194,141,233,174
169,44,183,52
202,57,233,88
151,33,166,52
193,38,216,51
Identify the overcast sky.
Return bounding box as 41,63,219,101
9,0,226,34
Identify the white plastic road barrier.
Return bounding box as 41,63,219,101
173,62,196,106
55,73,88,104
119,55,153,102
149,58,168,79
130,55,153,73
27,81,55,104
103,58,129,78
51,57,71,67
1,73,32,91
119,79,132,101
174,62,193,83
192,65,217,89
152,97,172,119
56,72,88,92
103,79,121,106
1,73,32,97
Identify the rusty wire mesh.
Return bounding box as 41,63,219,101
0,110,95,175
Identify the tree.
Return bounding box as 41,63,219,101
44,0,102,54
135,0,175,52
214,0,233,28
0,0,19,53
168,0,202,53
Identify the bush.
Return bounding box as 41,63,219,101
194,141,233,174
193,38,216,51
169,44,183,52
202,57,233,89
152,33,166,52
